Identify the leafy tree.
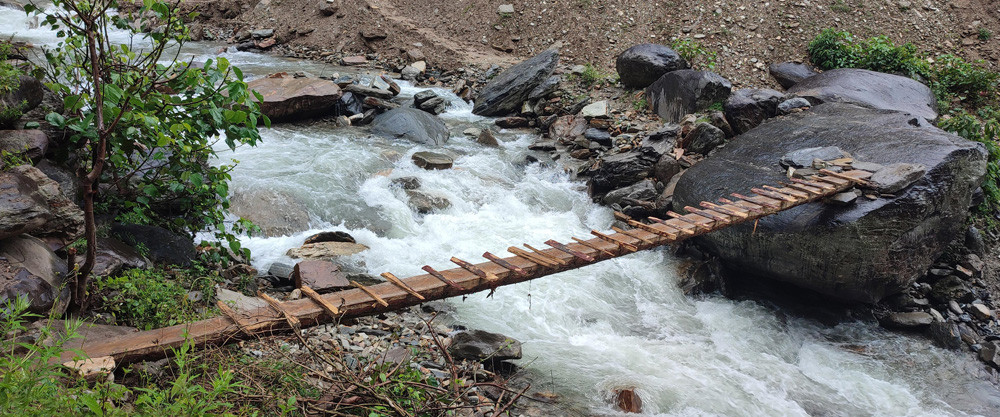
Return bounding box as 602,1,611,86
25,0,268,312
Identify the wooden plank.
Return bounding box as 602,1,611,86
572,237,616,256
625,219,678,240
483,252,530,277
591,230,639,252
216,300,251,336
422,265,465,290
545,240,595,262
259,292,301,329
700,202,749,218
611,226,657,246
508,246,558,268
351,281,389,307
452,257,500,282
300,285,341,316
524,243,569,266
381,272,426,300
763,185,809,199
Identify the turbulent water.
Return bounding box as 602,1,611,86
4,5,1000,415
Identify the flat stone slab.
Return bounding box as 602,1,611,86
293,259,349,292
412,151,454,170
287,241,369,259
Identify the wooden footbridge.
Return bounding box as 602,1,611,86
60,165,874,369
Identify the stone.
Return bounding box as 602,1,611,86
615,43,689,89
588,147,661,196
614,388,643,413
672,103,987,303
319,0,340,16
584,128,612,147
217,287,268,312
869,163,926,194
497,4,515,14
828,191,859,206
390,177,421,190
788,69,938,121
768,62,819,89
448,329,522,362
268,262,295,280
495,116,530,129
360,27,387,41
780,146,851,168
341,55,367,66
371,108,449,146
304,231,355,244
580,100,609,118
412,151,453,170
646,70,732,123
477,129,499,147
286,241,369,259
777,97,811,114
0,235,70,315
881,311,934,329
926,321,963,349
247,76,342,122
723,89,784,135
0,130,48,161
527,75,561,101
965,226,986,256
978,341,1000,368
400,65,420,81
344,84,394,100
410,61,427,73
549,115,588,143
93,237,149,277
603,179,658,206
412,90,449,115
958,323,980,345
463,128,482,138
472,49,559,117
929,275,974,304
685,123,725,155
570,149,591,159
654,156,682,184
851,161,886,172
250,28,274,39
0,75,44,126
969,303,993,320
109,224,196,267
34,160,81,206
406,189,451,213
0,165,83,243
230,189,310,237
293,259,349,292
336,92,363,116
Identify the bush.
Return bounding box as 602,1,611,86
0,42,26,128
94,267,220,330
672,38,717,69
937,108,1000,217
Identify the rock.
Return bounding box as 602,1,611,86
250,28,274,39
410,61,427,73
497,4,515,14
341,55,367,66
580,100,609,118
881,311,934,329
614,388,643,413
318,0,339,16
93,237,149,277
0,75,44,126
268,262,295,280
371,108,449,146
528,75,561,101
247,76,342,122
230,189,310,237
768,62,819,89
615,43,689,89
584,128,612,147
390,177,421,190
869,163,926,194
969,303,993,320
406,190,451,213
0,165,84,242
293,259,349,292
959,323,980,345
929,276,974,304
549,115,588,143
978,341,1000,368
0,130,48,161
304,231,355,244
672,103,987,303
448,330,522,362
463,128,482,138
685,123,725,155
344,84,394,100
109,224,196,267
412,90,449,115
646,70,732,123
412,151,453,170
472,49,559,117
777,97,812,114
335,92,363,116
723,89,784,134
495,116,530,129
217,287,267,312
400,65,420,81
828,191,859,206
603,179,658,206
570,149,591,159
477,129,499,147
926,321,963,349
851,161,886,172
0,235,70,315
286,241,369,259
780,146,851,168
588,147,661,195
654,156,682,184
360,27,387,41
788,69,938,121
362,96,398,112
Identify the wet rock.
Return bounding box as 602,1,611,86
929,276,974,304
412,90,449,115
881,311,934,329
646,69,732,123
869,163,926,194
614,388,643,413
0,165,83,243
341,55,367,66
412,151,453,170
390,177,421,190
344,84,394,100
286,241,369,259
926,321,963,349
958,323,980,345
448,330,522,362
588,147,661,196
978,341,1000,369
685,123,725,155
780,146,851,168
247,76,342,122
672,103,987,303
768,62,819,89
828,191,859,206
528,75,561,101
304,231,355,244
495,116,530,129
472,49,559,117
723,89,784,135
477,129,499,147
777,97,811,114
110,224,196,267
293,259,349,292
406,190,451,214
603,179,658,206
584,128,612,147
788,69,938,121
371,108,449,146
93,237,149,277
0,75,44,127
0,130,48,161
335,92,363,116
463,128,482,138
230,189,310,237
616,43,689,89
0,235,70,316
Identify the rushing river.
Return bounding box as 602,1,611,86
4,5,1000,415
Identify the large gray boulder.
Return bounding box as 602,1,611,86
587,146,662,196
0,235,70,316
646,70,732,123
247,76,342,122
0,130,48,161
788,68,938,121
448,330,522,362
110,224,196,267
472,49,559,116
615,44,689,89
371,107,449,146
673,103,987,303
0,75,44,127
0,165,84,243
230,189,310,237
768,62,819,89
724,89,784,135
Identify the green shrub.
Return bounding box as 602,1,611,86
94,268,219,330
579,63,607,87
930,54,999,106
672,38,717,69
938,108,1000,217
979,28,992,41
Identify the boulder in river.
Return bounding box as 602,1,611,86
229,189,310,237
646,70,732,123
472,49,559,117
412,151,454,170
247,75,342,122
788,68,938,121
672,103,987,303
0,235,70,315
448,329,522,362
371,107,449,146
768,62,818,89
723,89,784,135
287,241,369,259
615,43,689,89
588,146,662,196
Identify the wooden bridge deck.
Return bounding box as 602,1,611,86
59,167,874,367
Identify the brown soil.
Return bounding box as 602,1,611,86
182,0,999,87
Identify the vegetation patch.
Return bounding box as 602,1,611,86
671,38,717,69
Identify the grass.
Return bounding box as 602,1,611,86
979,28,992,42
93,266,224,330
671,38,717,69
